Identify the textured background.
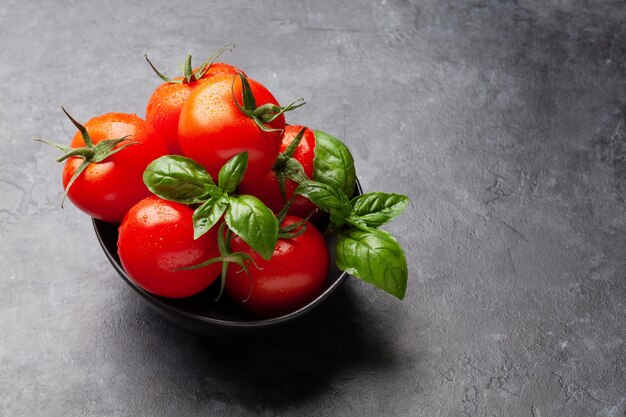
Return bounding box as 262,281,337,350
1,0,625,416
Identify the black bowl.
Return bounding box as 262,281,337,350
93,180,362,334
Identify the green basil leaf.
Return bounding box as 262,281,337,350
225,195,278,260
192,192,230,239
294,180,352,226
336,228,408,299
218,151,248,194
204,184,225,198
313,130,356,198
349,192,409,228
143,155,214,204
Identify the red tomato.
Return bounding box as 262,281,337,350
238,125,319,219
225,215,329,318
62,113,169,222
117,196,221,298
146,62,241,154
177,72,284,182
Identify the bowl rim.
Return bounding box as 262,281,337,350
92,178,362,330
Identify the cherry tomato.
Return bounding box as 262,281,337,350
146,62,242,154
117,196,221,298
238,125,319,219
62,113,169,222
177,72,284,182
225,215,329,318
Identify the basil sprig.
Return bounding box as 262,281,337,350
295,180,409,299
143,152,278,260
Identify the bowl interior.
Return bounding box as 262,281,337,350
92,180,361,333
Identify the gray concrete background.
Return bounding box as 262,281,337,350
1,0,624,416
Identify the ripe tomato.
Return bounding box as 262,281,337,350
177,72,284,182
117,196,221,298
225,215,329,318
62,113,169,222
146,62,241,154
238,124,318,219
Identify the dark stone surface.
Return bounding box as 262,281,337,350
1,0,624,416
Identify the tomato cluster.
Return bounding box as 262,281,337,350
42,46,409,319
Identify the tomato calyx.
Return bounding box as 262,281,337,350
276,207,313,239
144,44,235,84
272,176,317,239
232,71,305,132
35,107,137,207
271,126,310,201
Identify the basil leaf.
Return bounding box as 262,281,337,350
349,192,409,228
218,151,248,194
225,195,278,260
204,184,225,198
336,228,407,299
295,180,352,226
143,155,214,204
313,130,356,198
192,192,230,239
